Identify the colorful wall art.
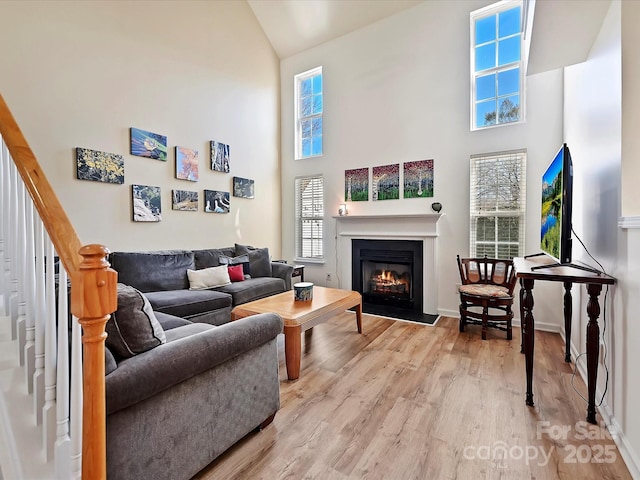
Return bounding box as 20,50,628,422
204,189,230,213
344,167,369,201
372,164,400,201
232,177,255,199
210,140,230,172
175,146,199,181
132,184,162,222
130,127,167,161
403,159,434,198
75,147,124,184
172,189,198,211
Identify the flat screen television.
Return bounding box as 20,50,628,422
540,143,573,264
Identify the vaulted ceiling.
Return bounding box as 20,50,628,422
247,0,423,59
247,0,612,75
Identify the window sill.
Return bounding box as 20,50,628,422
294,258,325,265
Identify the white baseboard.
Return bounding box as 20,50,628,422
438,309,561,333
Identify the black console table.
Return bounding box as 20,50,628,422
513,255,615,424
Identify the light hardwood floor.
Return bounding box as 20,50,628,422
195,314,632,480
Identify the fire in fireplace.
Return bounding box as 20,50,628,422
369,268,410,296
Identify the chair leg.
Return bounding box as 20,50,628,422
507,306,513,341
459,302,466,332
481,305,488,340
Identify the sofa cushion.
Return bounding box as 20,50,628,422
106,284,167,359
105,347,118,375
216,277,285,306
164,322,216,343
187,265,231,290
144,289,232,319
227,264,245,282
193,247,237,269
110,250,194,292
218,254,251,275
235,244,272,278
154,311,192,331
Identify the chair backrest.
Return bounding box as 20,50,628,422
457,255,517,294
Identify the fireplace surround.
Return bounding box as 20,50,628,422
335,213,442,315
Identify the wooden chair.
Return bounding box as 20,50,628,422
457,255,517,340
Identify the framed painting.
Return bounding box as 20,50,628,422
403,159,434,198
75,147,124,184
345,167,368,201
172,189,198,211
175,146,199,182
204,189,230,213
132,184,162,222
232,177,254,199
210,140,230,173
130,127,168,161
372,164,400,201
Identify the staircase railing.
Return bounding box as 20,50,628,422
0,93,116,479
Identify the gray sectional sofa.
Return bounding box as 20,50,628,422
109,244,294,325
106,310,283,480
104,245,292,479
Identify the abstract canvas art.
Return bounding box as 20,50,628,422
344,167,369,201
75,147,124,184
132,184,162,222
172,190,198,211
175,146,199,182
372,164,400,201
130,127,167,161
232,177,254,199
403,159,434,198
210,141,230,173
204,190,230,213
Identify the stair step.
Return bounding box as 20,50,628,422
0,314,55,480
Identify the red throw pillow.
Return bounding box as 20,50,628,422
227,264,245,282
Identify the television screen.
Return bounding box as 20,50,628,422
540,144,572,263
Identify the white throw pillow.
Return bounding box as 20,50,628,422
187,265,231,290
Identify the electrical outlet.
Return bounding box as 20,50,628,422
326,273,332,282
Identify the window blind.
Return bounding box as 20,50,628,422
470,149,526,259
295,175,324,259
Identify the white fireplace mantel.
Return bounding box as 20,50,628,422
335,213,443,315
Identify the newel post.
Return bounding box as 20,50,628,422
71,244,117,480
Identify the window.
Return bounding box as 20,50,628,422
471,1,523,130
470,150,526,259
295,175,324,260
295,67,323,159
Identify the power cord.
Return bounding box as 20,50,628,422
569,227,610,407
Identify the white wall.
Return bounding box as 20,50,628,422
621,0,640,216
565,1,640,475
0,1,282,254
280,0,564,323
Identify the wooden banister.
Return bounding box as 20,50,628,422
0,92,115,479
0,93,81,275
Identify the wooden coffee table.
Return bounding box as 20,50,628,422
231,286,362,380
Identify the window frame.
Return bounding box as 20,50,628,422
469,149,526,259
294,175,324,262
470,0,525,131
294,66,323,160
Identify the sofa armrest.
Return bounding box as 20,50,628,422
106,313,283,415
271,262,294,290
